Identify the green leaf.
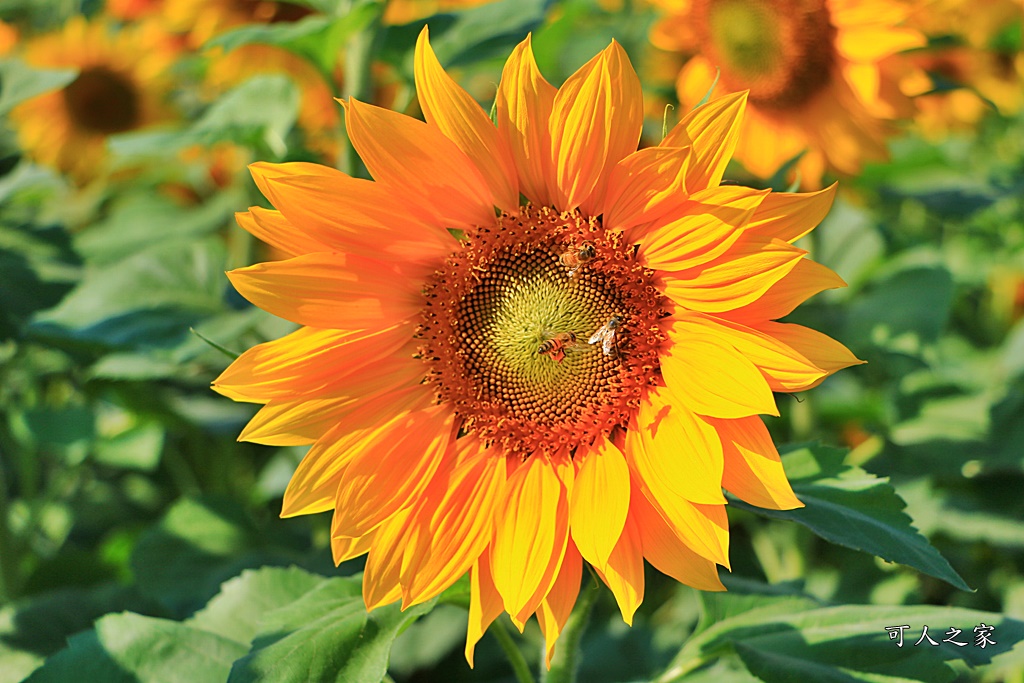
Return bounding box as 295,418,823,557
731,444,971,591
0,58,77,115
187,566,330,645
226,573,435,683
665,594,1024,683
24,612,248,683
0,222,79,339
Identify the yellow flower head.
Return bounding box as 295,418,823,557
650,0,927,185
215,29,861,664
10,17,179,183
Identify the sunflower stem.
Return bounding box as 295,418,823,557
542,575,600,683
490,618,536,683
339,0,385,178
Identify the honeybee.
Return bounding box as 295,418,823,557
588,316,622,357
559,242,596,278
538,331,577,363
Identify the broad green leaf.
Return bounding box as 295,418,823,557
0,585,148,683
664,594,1024,683
187,566,330,645
0,222,78,339
0,59,77,115
732,444,970,591
24,613,247,683
226,573,435,683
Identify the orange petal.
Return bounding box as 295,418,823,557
236,208,328,258
663,91,747,193
639,186,768,272
332,404,456,538
281,385,436,517
465,551,504,668
625,441,731,567
629,383,726,504
490,451,570,626
631,487,725,591
674,55,718,109
496,34,557,207
662,236,807,313
676,312,827,393
723,258,847,324
363,507,412,610
660,319,779,419
401,436,507,607
712,415,803,510
604,146,691,235
594,511,644,625
536,540,582,668
754,322,865,387
213,325,416,403
253,164,453,264
227,252,423,329
345,98,496,230
570,436,630,570
550,41,642,212
415,27,519,213
744,184,837,243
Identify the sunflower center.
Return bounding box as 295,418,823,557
694,0,836,110
420,206,667,455
62,66,141,135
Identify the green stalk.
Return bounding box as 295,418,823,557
339,1,386,177
542,576,600,683
490,617,536,683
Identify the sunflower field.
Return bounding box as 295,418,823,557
1,0,1023,681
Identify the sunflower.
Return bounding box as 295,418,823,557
384,0,499,25
10,17,178,183
215,29,861,664
649,0,926,186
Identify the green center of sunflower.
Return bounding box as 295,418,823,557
62,66,141,135
420,206,667,455
695,0,836,110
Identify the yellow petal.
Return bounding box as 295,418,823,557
755,322,865,387
663,91,747,193
496,34,557,207
344,98,496,230
332,404,456,538
712,415,803,510
744,184,837,244
490,451,569,624
415,27,519,213
662,237,807,313
465,552,504,668
723,258,847,324
281,385,435,517
551,41,642,212
660,320,779,419
227,252,423,329
570,436,630,570
631,490,725,591
676,312,827,393
331,531,373,566
362,507,412,611
630,383,726,504
594,512,644,625
240,396,357,445
401,437,507,607
639,186,768,272
625,442,731,566
236,208,327,258
604,146,691,235
536,540,582,668
837,27,925,62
